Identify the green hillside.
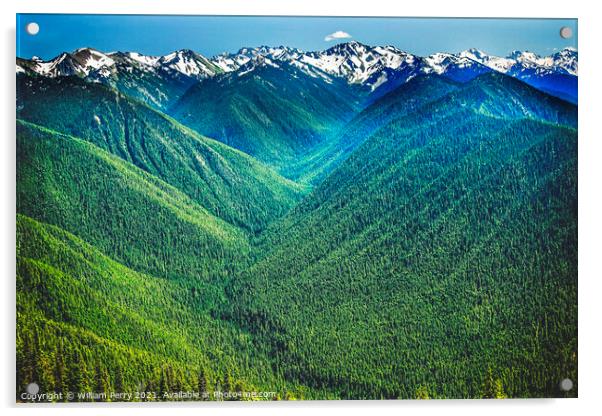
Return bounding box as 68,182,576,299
169,63,361,170
287,72,576,184
16,65,578,401
289,75,460,183
17,120,252,282
16,214,311,401
442,72,577,127
224,77,578,398
17,75,304,233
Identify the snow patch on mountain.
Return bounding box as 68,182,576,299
124,52,161,67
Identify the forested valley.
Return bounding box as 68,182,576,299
16,64,577,400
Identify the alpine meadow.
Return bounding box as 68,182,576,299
16,33,578,401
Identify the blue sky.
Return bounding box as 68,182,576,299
17,14,577,60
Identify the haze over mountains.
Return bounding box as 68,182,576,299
16,41,577,400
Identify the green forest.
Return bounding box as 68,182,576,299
16,64,577,401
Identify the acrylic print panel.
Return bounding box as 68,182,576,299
16,14,578,402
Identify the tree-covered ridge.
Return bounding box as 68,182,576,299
285,72,576,185
288,74,461,184
16,213,320,401
16,63,578,401
17,120,250,282
227,106,577,397
169,63,362,171
439,72,577,127
17,75,305,233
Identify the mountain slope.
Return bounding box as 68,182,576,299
17,75,304,233
288,74,460,183
92,52,198,110
461,48,578,103
169,61,361,169
16,214,310,401
441,72,577,125
223,78,578,398
17,120,250,282
99,49,225,110
290,72,575,184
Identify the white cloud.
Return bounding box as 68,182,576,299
324,31,352,42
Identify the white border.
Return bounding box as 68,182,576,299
3,1,601,416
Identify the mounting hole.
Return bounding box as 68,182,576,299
26,382,40,395
26,22,40,36
560,26,573,39
559,378,573,392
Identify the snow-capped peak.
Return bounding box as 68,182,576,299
71,47,115,71
424,52,457,73
157,49,220,78
503,48,578,76
459,48,488,61
235,55,282,77
298,41,420,85
323,40,368,56
508,50,540,63
550,47,578,75
458,49,515,73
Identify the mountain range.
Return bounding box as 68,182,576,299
17,41,578,106
16,41,578,401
